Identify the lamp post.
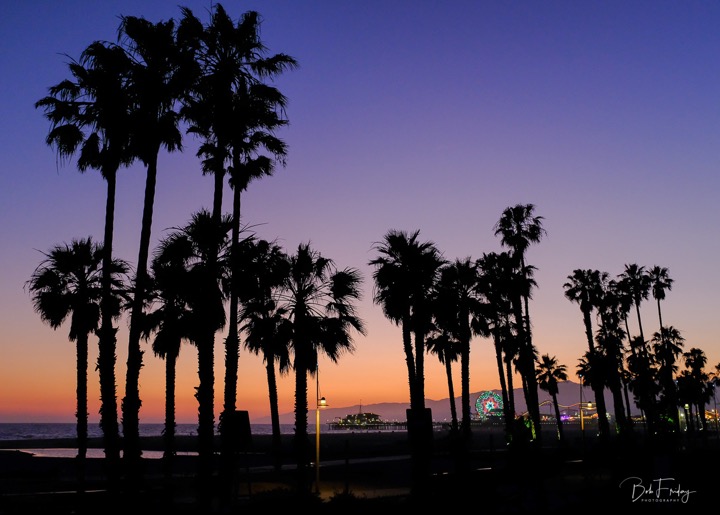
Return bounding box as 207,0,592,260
315,363,328,494
712,380,719,438
579,374,585,442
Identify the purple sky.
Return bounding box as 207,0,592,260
1,1,719,423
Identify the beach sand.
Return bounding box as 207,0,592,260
0,426,717,513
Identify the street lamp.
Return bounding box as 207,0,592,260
578,374,585,441
712,380,719,437
315,363,328,494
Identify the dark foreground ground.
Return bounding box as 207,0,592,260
0,425,717,514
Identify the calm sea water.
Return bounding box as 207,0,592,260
0,422,295,441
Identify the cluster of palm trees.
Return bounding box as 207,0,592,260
25,2,720,505
563,264,719,443
368,203,548,488
29,2,306,500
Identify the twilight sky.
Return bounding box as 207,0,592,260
1,0,719,424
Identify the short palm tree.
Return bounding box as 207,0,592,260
434,258,486,442
369,229,444,495
563,269,611,439
683,347,709,432
139,237,196,476
426,331,460,434
651,326,684,432
369,229,444,416
536,354,568,442
238,238,292,470
278,242,366,494
159,209,232,498
476,251,516,438
26,238,128,485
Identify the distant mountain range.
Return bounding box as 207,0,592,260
255,380,642,424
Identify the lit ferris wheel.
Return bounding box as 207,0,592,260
475,391,503,421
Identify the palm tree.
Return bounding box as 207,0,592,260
159,209,232,501
117,14,195,467
648,265,673,333
618,264,651,344
425,332,460,434
683,347,709,432
238,238,292,470
369,230,445,412
138,235,196,477
278,242,366,494
536,354,568,442
625,335,660,436
563,269,611,438
651,326,685,433
369,229,444,495
434,258,486,443
35,41,135,477
26,238,128,488
494,203,546,442
476,251,516,439
179,8,297,448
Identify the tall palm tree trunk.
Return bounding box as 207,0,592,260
265,357,283,472
551,392,564,442
581,312,611,439
162,353,177,480
492,332,512,440
220,186,242,502
292,349,311,494
402,318,417,409
196,327,216,506
443,353,459,432
98,172,121,487
124,154,161,472
76,332,88,492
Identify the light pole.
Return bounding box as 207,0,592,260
713,380,719,438
579,374,585,442
315,363,328,494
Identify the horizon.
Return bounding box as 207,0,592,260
1,1,719,426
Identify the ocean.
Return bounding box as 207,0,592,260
0,422,295,441
0,422,301,459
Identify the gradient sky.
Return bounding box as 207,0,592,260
1,1,719,424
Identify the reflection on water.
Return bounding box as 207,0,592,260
17,448,198,459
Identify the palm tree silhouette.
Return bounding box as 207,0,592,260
35,41,135,478
238,238,292,471
563,269,611,439
477,251,517,440
178,8,297,456
279,242,365,494
434,258,486,443
118,15,193,468
535,354,568,442
494,204,546,443
426,332,460,433
618,263,651,344
648,265,673,333
139,235,197,477
369,229,444,496
26,238,128,489
682,347,709,432
159,209,232,502
651,326,684,433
